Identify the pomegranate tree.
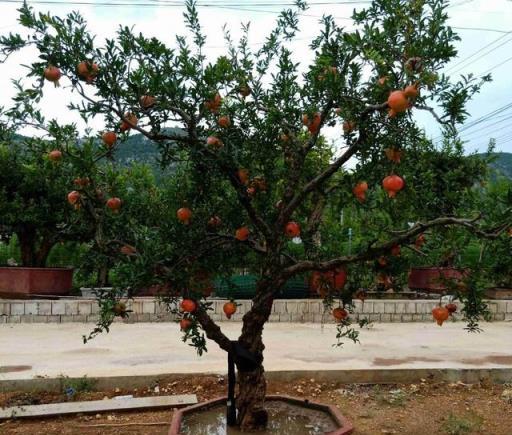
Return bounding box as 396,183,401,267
2,0,510,431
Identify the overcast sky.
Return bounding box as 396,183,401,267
0,0,511,155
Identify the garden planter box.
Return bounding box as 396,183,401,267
169,395,353,435
0,267,73,298
408,267,465,293
485,287,512,300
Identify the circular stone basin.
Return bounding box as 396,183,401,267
169,395,353,435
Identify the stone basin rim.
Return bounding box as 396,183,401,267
168,394,354,435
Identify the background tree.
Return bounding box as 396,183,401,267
1,0,511,430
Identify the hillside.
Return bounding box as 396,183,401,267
476,152,512,179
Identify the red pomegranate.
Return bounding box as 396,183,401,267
237,169,249,185
387,90,409,113
404,84,418,99
332,307,348,322
285,221,301,238
180,299,197,313
205,93,222,113
180,318,192,331
102,131,117,148
390,244,401,257
44,65,61,87
235,226,250,241
415,233,426,248
223,302,237,319
207,136,223,149
384,148,402,163
67,190,81,206
120,113,138,132
139,95,156,109
106,197,122,213
177,207,192,224
432,306,450,326
311,268,347,297
218,116,231,128
48,150,62,162
382,174,405,198
73,177,90,187
77,61,99,83
353,182,368,202
120,245,137,256
446,303,457,315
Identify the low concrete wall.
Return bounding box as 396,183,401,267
2,368,512,393
1,298,511,324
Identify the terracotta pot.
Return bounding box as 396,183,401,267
169,395,353,435
0,267,73,298
408,267,466,293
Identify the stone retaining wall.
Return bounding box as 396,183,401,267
1,298,511,324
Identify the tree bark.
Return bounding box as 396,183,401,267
236,273,283,430
18,230,36,267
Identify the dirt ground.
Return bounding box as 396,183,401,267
1,375,511,434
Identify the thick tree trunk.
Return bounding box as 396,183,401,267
237,364,268,430
235,272,283,431
18,230,36,267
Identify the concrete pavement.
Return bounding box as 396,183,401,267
1,321,511,381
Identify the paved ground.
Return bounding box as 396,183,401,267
1,321,511,380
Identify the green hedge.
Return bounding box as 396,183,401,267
214,274,309,299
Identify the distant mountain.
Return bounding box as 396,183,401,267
476,152,512,179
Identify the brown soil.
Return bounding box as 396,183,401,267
1,375,511,434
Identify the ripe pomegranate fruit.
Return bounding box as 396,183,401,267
404,84,418,99
235,226,250,241
73,177,90,187
387,90,409,113
308,113,321,134
120,245,137,255
106,197,122,213
44,65,61,87
180,318,193,331
207,136,223,149
48,150,62,162
223,302,237,319
77,61,99,83
382,174,405,198
237,168,249,185
120,113,138,132
180,299,197,313
102,131,117,148
139,95,156,109
332,307,348,322
446,303,457,315
415,233,426,249
205,93,222,113
285,221,301,238
311,269,347,297
353,181,368,202
177,207,192,224
246,186,256,197
67,191,81,206
218,116,231,128
384,148,402,163
432,306,450,326
390,244,401,257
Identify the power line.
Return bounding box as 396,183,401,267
479,54,512,76
446,34,512,75
458,102,512,134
